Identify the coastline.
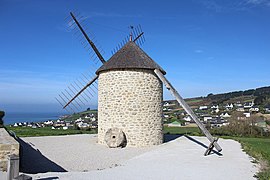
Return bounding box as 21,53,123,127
3,112,65,125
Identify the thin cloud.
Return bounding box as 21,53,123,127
0,69,83,104
207,57,215,61
88,12,142,18
199,0,270,13
248,0,263,4
201,1,225,13
195,49,203,53
57,13,91,33
246,0,270,6
199,1,246,12
154,16,176,20
67,15,89,27
57,12,136,33
0,72,68,90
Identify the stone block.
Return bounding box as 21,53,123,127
0,129,19,171
0,144,11,151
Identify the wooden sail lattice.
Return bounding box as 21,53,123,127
56,11,222,155
56,12,145,113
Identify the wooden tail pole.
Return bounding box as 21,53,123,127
154,69,222,153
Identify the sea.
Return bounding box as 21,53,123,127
3,112,65,125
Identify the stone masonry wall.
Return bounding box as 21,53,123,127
98,69,163,147
0,128,19,171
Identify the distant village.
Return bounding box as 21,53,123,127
11,100,270,132
12,111,98,131
163,100,270,132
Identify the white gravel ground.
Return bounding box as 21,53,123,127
18,134,259,180
20,134,153,172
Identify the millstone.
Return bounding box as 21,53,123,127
105,128,125,148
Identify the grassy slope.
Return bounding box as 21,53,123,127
163,126,201,135
184,95,255,107
6,126,97,137
62,110,98,121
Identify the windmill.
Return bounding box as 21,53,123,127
57,12,222,155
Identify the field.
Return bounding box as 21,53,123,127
7,126,201,137
62,110,97,121
5,126,97,137
163,126,201,135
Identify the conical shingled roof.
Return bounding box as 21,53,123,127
96,41,166,75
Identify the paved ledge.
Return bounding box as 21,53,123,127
0,128,19,171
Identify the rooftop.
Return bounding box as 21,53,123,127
96,41,166,74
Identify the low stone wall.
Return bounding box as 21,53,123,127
0,128,19,172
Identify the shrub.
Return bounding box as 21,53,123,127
0,110,4,127
210,122,268,138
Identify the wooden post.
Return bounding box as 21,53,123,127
154,69,222,152
7,154,19,180
204,138,219,156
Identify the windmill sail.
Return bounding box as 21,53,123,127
70,12,106,64
57,14,147,111
56,12,108,111
64,75,98,108
111,25,145,55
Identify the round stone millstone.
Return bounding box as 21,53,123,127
105,128,126,148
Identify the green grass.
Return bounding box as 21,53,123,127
7,126,201,137
61,110,98,121
163,126,201,135
186,99,203,103
5,126,97,137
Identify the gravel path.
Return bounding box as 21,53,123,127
20,134,154,172
18,134,259,180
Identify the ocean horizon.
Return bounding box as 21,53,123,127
3,112,66,125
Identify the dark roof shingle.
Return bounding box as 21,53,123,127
96,41,166,74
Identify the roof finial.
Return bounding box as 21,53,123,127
129,25,134,41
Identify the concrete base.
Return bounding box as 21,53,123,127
0,128,19,172
20,134,259,180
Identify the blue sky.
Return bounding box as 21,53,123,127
1,0,270,113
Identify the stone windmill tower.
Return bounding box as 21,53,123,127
96,41,166,147
57,12,222,155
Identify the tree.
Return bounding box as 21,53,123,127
254,95,266,105
243,89,255,96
